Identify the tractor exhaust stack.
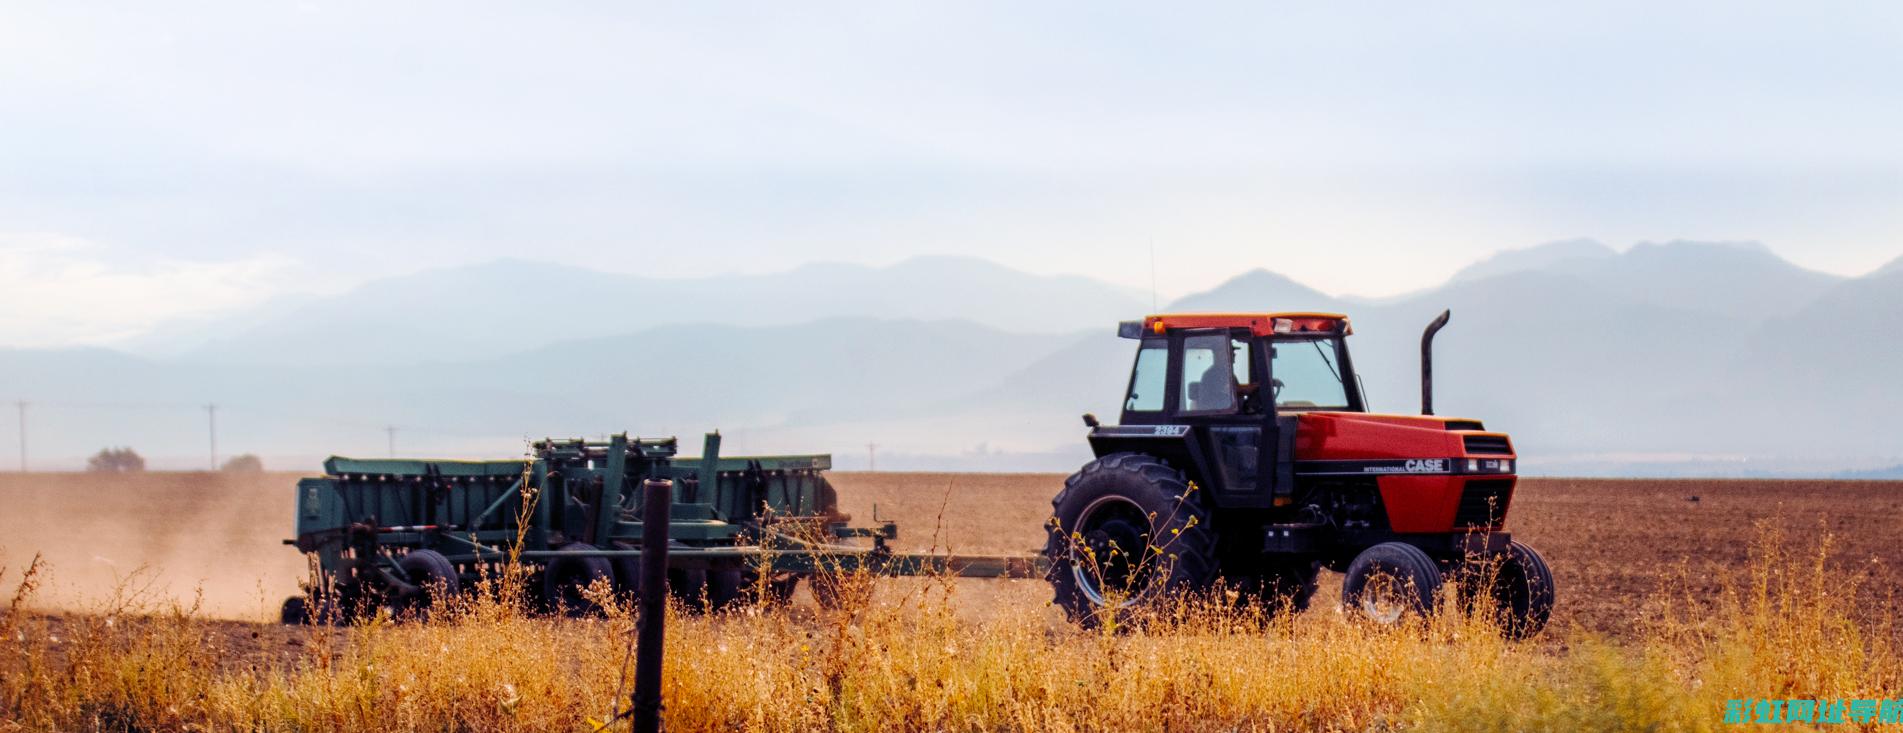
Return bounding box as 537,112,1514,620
1421,309,1451,415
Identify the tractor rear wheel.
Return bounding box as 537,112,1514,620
1045,452,1217,629
1341,542,1442,625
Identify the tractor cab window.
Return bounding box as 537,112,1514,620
1270,337,1350,410
1124,341,1167,412
1181,332,1254,414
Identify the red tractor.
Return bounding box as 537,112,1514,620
1047,310,1554,636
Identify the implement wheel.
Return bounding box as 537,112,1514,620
280,596,309,625
766,573,800,604
1342,542,1442,625
1045,452,1216,629
397,549,459,617
544,542,614,616
608,540,647,600
706,568,746,612
669,567,709,610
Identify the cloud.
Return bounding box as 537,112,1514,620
0,233,296,348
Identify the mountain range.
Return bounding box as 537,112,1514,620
4,241,1900,476
142,256,1146,365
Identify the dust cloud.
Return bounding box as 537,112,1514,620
0,472,309,620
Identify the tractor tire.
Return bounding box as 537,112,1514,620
1045,452,1217,629
1342,542,1442,625
397,549,459,617
1487,541,1555,639
544,542,614,616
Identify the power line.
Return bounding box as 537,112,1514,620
867,442,877,472
386,425,398,457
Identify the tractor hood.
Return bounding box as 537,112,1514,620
1294,411,1513,463
1304,412,1483,432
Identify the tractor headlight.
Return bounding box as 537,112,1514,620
1463,458,1514,473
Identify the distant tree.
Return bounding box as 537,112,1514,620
86,447,146,473
220,454,265,473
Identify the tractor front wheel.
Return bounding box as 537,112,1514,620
1484,541,1555,639
1045,452,1217,629
1341,542,1442,625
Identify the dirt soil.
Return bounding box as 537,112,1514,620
3,471,1899,638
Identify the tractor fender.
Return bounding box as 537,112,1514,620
1085,425,1219,498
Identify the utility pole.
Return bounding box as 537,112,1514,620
386,425,397,457
867,442,877,472
14,400,25,472
205,404,218,470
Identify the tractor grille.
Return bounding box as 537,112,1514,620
1463,435,1513,455
1454,479,1515,527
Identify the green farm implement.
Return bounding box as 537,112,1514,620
283,432,1036,622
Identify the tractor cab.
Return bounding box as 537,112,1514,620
1089,313,1365,511
1114,313,1364,424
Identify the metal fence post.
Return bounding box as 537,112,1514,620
632,477,671,733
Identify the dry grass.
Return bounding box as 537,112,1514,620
1,528,1898,731
2,473,1902,731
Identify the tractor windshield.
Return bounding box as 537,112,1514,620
1271,337,1352,410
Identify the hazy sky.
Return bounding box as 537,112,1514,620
4,1,1902,346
